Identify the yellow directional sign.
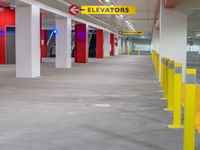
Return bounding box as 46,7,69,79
123,31,144,35
80,6,136,15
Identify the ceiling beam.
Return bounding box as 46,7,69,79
164,0,178,8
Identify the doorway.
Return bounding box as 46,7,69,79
6,27,15,64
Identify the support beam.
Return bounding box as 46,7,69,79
16,4,40,78
75,24,88,63
56,17,72,68
96,29,104,58
164,0,178,8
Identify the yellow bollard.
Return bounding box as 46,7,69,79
184,69,197,150
161,58,166,100
127,49,130,55
161,58,169,100
164,60,175,111
138,50,141,56
161,58,164,89
168,63,183,128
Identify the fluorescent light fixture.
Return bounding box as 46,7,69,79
105,0,110,2
196,33,200,37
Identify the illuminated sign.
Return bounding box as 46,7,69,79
80,6,136,15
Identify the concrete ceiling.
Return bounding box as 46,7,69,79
0,0,159,36
36,0,159,33
188,9,200,41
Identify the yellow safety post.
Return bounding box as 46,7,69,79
161,58,169,100
127,49,130,55
138,50,141,56
168,63,183,128
161,57,164,89
184,69,197,150
165,58,170,99
155,52,157,74
161,58,166,100
157,54,160,77
152,50,154,64
164,60,175,111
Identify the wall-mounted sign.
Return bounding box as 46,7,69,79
69,5,136,16
80,6,136,15
123,31,144,35
69,4,80,16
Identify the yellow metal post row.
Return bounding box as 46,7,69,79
153,53,198,150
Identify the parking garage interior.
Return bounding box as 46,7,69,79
0,0,200,150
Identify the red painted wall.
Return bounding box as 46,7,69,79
96,29,104,58
0,7,15,64
75,24,88,63
110,33,115,56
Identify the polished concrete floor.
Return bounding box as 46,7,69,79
0,56,199,150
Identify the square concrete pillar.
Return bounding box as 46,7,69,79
151,27,160,53
160,0,187,81
110,33,115,56
16,5,40,78
56,17,72,68
74,24,88,63
104,31,110,57
96,29,104,58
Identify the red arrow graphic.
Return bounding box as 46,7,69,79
69,4,80,16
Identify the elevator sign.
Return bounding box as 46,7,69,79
69,5,136,16
123,31,144,35
80,6,136,15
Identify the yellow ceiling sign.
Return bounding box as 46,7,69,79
123,31,144,35
80,6,136,15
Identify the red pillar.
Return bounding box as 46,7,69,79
75,24,88,63
0,8,15,64
96,29,104,58
110,33,115,56
40,14,47,58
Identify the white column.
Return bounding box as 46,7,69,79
116,37,121,55
56,17,72,68
151,28,160,53
160,0,187,81
104,31,110,57
16,5,40,78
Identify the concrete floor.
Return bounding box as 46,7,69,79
0,56,199,150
